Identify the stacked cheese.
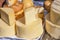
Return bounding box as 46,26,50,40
45,0,60,39
0,8,15,37
16,7,43,39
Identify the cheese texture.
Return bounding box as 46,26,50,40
16,17,43,39
24,7,39,25
46,14,60,39
0,8,15,26
0,19,15,37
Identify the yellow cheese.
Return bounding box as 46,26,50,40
0,19,15,37
0,8,15,26
16,17,43,39
24,7,39,25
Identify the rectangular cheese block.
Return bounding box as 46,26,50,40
24,7,39,25
0,19,15,37
0,8,15,26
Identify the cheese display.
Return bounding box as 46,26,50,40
45,14,60,39
0,8,15,26
0,19,15,37
16,7,43,39
7,0,17,6
23,0,34,9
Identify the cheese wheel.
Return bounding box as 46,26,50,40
0,19,15,37
50,1,60,25
16,17,43,39
50,8,60,25
0,8,15,26
46,14,60,39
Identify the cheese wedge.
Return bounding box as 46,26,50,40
0,19,15,37
23,0,34,9
24,7,39,25
0,8,15,26
16,17,43,39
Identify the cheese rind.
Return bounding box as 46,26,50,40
0,8,15,26
16,17,43,39
0,19,15,37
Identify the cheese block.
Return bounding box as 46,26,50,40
0,8,15,26
45,14,60,39
16,17,43,39
24,7,40,25
0,19,15,37
23,0,34,9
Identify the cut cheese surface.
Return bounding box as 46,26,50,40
0,8,15,26
24,7,39,25
0,19,15,37
16,17,43,39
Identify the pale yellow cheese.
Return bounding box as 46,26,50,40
24,7,39,25
0,19,15,37
16,17,43,39
0,8,15,26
